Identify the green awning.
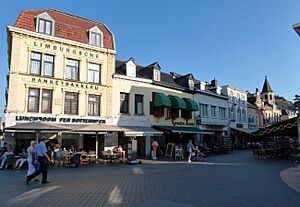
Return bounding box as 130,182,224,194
183,98,199,111
154,125,213,134
169,96,187,109
153,93,172,107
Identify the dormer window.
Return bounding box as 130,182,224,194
153,69,160,81
188,79,194,90
35,12,55,36
88,26,103,47
125,60,136,77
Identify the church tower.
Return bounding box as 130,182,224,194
261,76,275,105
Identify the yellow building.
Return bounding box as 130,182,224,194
5,9,116,151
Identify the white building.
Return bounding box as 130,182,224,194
194,79,229,145
222,85,249,148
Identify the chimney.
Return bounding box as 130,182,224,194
211,78,218,87
255,88,260,96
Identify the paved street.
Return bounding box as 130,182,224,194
0,150,299,207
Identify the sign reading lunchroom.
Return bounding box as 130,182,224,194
16,115,106,124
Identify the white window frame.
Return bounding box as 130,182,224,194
211,105,217,118
88,26,103,47
35,12,55,36
88,63,101,84
153,69,161,81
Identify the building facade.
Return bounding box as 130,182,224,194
221,85,249,148
113,58,199,156
5,9,116,150
193,79,229,145
248,77,296,127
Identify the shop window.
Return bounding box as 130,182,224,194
64,92,78,115
170,108,179,119
88,94,100,116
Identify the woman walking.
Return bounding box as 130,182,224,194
26,140,37,184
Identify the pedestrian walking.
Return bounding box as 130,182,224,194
187,140,194,163
26,137,51,184
151,139,159,160
26,141,37,178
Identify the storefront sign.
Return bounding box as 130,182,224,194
173,121,196,126
32,41,100,59
31,77,99,90
15,115,106,124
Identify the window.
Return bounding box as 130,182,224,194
182,110,192,119
64,92,78,115
237,107,242,122
38,19,53,35
90,32,101,47
230,106,236,120
88,63,101,84
135,94,143,115
120,93,129,113
28,88,40,112
30,52,42,75
88,95,100,116
188,79,194,90
199,104,208,117
153,69,160,81
230,91,234,102
211,106,217,118
270,95,272,100
43,54,54,76
66,59,79,80
242,109,247,123
41,89,52,113
219,107,226,119
153,106,164,117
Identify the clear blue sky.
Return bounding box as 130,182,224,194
1,0,300,118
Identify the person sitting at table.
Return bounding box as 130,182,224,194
0,142,8,157
15,148,27,170
55,147,65,166
69,145,75,154
0,144,14,170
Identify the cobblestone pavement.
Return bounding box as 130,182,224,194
0,150,299,207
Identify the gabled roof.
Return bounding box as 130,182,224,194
261,76,274,93
13,9,114,49
275,98,296,112
115,59,186,90
174,73,194,88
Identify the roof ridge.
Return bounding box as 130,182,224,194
49,9,106,29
